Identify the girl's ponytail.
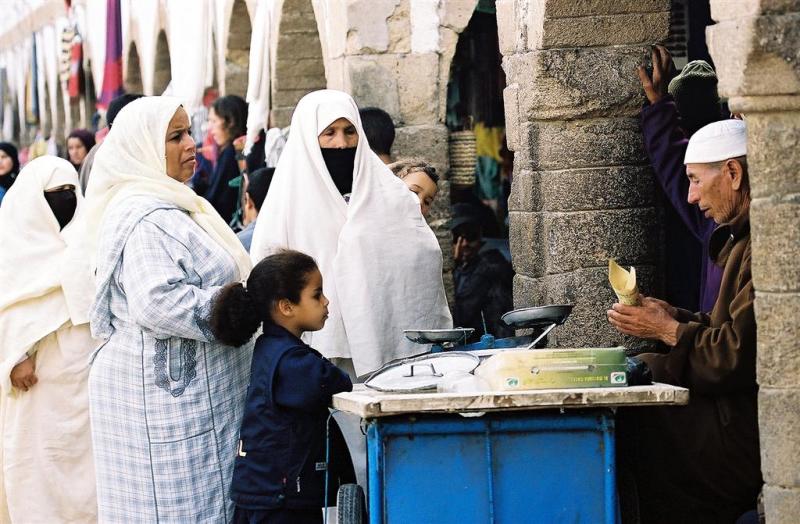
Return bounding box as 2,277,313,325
210,250,319,346
210,282,262,347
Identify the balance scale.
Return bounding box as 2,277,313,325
403,304,574,353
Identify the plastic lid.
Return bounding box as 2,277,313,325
365,352,481,393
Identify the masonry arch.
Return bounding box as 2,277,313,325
53,78,66,142
270,0,327,127
154,30,171,95
443,2,508,229
0,70,20,143
125,41,144,94
223,0,252,97
41,79,53,137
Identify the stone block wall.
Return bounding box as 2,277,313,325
224,0,252,98
271,0,327,128
154,31,171,95
708,1,800,521
500,0,669,347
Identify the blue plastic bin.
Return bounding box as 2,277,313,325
365,409,618,523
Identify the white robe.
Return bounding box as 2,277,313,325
0,157,97,523
84,96,254,522
250,90,452,376
0,323,97,524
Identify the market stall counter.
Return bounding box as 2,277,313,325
332,383,689,524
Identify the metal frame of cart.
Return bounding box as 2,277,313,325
333,383,689,524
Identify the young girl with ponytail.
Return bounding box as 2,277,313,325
211,250,355,524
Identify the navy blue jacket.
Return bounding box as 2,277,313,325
230,323,354,510
204,145,241,225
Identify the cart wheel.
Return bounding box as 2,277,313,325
337,483,366,524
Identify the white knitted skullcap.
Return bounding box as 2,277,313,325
684,119,747,164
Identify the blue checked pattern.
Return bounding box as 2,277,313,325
88,198,253,523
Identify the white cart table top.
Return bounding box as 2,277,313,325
332,383,689,419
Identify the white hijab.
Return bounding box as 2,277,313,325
250,90,451,376
0,157,93,394
85,96,252,279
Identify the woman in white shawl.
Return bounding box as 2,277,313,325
250,90,451,378
84,97,253,523
0,157,97,523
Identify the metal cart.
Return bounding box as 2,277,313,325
333,383,688,524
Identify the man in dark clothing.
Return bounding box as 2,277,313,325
451,204,514,341
638,45,723,312
236,167,274,252
608,119,761,523
359,107,395,164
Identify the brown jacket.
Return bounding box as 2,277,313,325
631,211,761,523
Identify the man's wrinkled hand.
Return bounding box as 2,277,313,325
642,296,678,319
607,298,680,346
637,45,673,105
10,357,37,392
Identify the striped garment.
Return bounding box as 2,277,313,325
89,197,253,523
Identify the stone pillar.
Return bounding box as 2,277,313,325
224,0,252,98
124,43,144,94
708,2,800,521
153,31,171,95
270,0,327,128
499,0,670,347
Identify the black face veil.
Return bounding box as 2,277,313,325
44,188,78,230
320,147,356,196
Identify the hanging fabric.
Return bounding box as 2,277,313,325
67,34,84,99
26,35,39,125
59,25,74,85
243,0,272,155
165,0,213,111
473,122,504,200
98,0,123,109
42,25,61,136
35,32,48,132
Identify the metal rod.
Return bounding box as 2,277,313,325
526,322,558,349
402,363,442,378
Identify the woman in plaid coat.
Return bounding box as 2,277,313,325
84,97,254,523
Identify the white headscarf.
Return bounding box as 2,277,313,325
0,156,93,394
250,90,451,376
84,96,251,279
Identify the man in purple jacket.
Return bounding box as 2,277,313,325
638,45,723,312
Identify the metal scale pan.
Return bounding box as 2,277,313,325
501,305,573,349
403,328,475,345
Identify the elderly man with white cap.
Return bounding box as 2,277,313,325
608,119,762,523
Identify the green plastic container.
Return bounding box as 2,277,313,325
475,347,628,390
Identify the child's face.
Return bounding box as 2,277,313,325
402,171,438,217
292,268,329,332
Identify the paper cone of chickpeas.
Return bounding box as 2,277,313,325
608,259,641,306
